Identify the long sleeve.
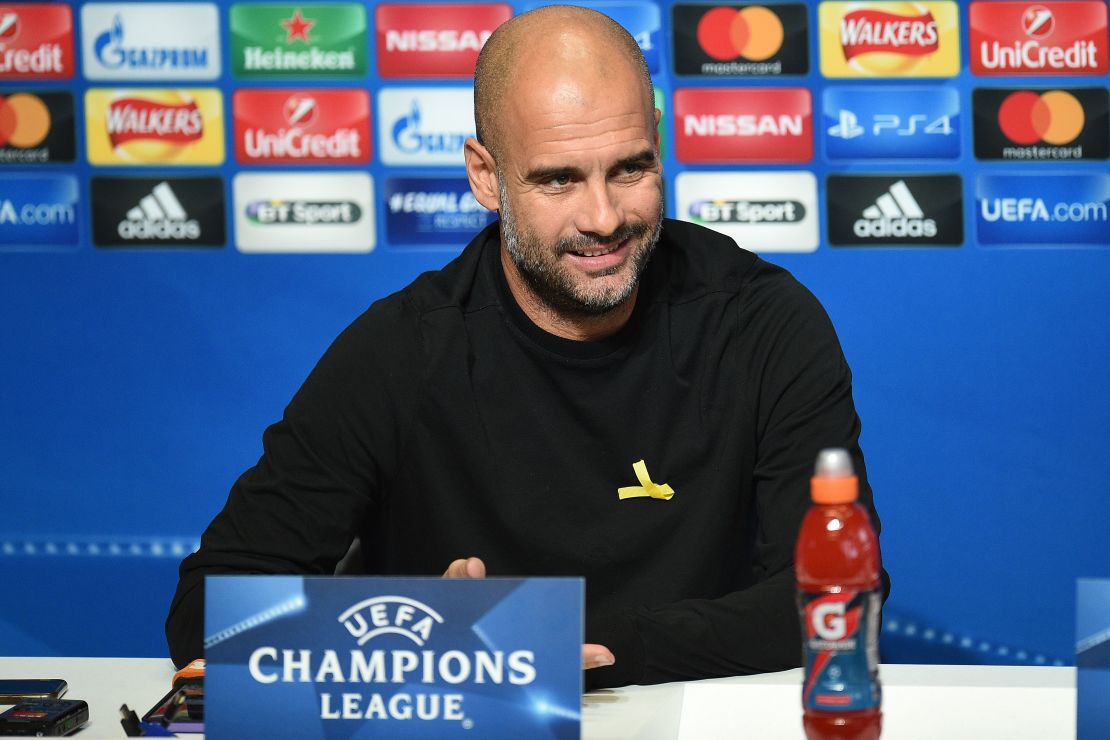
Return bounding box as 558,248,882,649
584,269,888,689
165,296,423,668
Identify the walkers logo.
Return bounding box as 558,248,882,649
969,2,1108,75
376,3,510,78
0,174,78,250
976,173,1110,245
386,177,494,246
91,176,225,247
974,87,1108,161
81,3,220,81
675,171,818,252
378,88,474,166
234,172,375,252
824,86,959,159
0,91,74,163
85,88,225,165
672,4,807,76
230,4,367,78
819,1,959,78
674,87,811,163
0,4,74,79
234,89,370,164
827,174,963,245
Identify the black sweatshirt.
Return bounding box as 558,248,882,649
166,218,886,689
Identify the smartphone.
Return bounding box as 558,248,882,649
0,698,88,736
0,679,68,702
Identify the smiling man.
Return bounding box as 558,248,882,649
167,6,886,689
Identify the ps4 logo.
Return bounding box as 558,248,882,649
828,109,954,140
823,87,960,159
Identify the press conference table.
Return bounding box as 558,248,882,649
0,657,1075,739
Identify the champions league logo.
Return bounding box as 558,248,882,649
245,596,537,726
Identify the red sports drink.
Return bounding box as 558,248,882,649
796,449,882,740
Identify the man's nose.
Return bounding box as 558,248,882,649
575,179,623,239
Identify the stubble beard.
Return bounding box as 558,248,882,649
498,172,664,317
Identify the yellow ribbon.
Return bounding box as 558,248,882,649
617,459,675,501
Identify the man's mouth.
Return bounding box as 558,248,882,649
570,241,623,258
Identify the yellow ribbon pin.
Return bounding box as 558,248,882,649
618,460,675,501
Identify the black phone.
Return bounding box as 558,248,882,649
0,698,88,736
0,679,68,702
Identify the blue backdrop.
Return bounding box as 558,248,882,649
1,0,1107,672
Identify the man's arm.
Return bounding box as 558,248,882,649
583,269,888,689
166,298,422,668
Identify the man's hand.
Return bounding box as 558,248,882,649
442,557,487,579
441,556,615,670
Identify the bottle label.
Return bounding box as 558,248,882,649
798,587,882,712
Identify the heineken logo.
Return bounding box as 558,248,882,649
230,3,367,77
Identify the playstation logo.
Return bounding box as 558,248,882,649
828,109,864,139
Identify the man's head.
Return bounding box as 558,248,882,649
464,6,663,327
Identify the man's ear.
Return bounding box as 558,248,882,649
464,138,500,212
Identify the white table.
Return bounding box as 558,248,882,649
0,658,1076,739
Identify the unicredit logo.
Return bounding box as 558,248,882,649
674,87,811,163
839,7,938,60
0,5,73,78
234,89,370,164
376,3,510,78
0,11,19,43
970,1,1108,75
696,6,784,61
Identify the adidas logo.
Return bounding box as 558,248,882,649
853,180,937,238
117,182,201,240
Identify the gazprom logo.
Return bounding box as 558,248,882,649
338,597,445,647
391,100,468,156
378,87,474,165
82,3,220,80
94,14,208,70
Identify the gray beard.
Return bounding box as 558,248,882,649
498,173,663,317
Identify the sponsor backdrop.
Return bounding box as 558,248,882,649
0,0,1107,676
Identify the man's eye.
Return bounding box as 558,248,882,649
549,175,571,186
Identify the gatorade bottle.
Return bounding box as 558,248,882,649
796,448,882,740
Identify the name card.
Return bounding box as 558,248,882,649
1078,578,1110,739
205,575,582,739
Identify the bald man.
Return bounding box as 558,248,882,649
168,6,886,689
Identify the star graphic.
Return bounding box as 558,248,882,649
280,9,314,44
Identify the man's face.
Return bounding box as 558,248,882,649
495,69,664,316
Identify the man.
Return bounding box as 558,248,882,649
167,6,886,689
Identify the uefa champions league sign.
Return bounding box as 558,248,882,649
205,576,583,738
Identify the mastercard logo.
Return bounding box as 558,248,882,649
998,90,1084,145
696,6,784,62
0,93,51,148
